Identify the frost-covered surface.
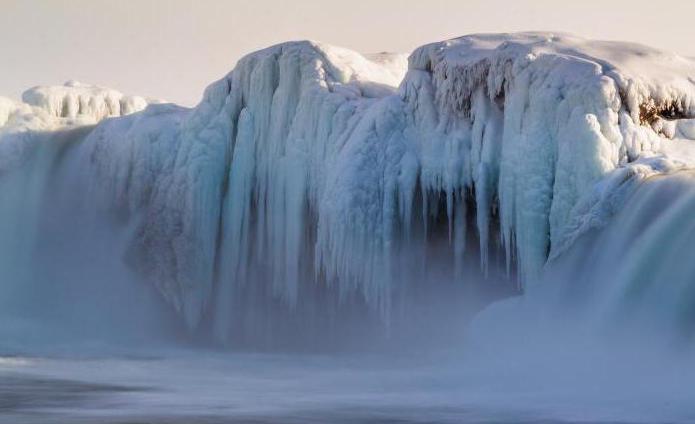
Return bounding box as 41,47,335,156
408,32,695,279
0,81,153,134
363,52,409,85
4,33,695,342
0,97,18,127
22,80,152,123
0,82,154,183
0,97,52,132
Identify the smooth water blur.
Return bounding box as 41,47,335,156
1,350,694,424
473,170,695,348
0,129,180,354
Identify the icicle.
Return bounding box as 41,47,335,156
6,33,694,342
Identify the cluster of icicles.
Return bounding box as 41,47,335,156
3,33,695,343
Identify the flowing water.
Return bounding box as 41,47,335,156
2,349,694,424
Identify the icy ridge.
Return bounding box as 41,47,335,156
5,34,695,339
407,32,695,280
22,81,153,123
0,81,155,190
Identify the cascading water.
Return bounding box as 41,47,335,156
474,168,695,347
0,92,177,354
593,172,695,340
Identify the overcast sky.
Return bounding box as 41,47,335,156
2,0,695,106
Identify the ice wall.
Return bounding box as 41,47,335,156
3,33,695,346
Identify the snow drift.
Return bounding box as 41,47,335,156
3,32,695,348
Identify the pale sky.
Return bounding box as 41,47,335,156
2,0,695,106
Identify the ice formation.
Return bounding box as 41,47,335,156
22,81,152,121
4,33,695,345
1,81,152,130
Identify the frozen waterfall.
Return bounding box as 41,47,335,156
3,33,695,350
